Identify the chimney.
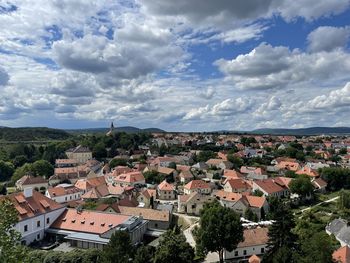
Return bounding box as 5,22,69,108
24,187,33,198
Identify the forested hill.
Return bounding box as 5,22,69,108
0,127,71,141
251,127,350,135
66,126,166,134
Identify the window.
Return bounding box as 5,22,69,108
261,247,265,253
46,217,50,224
243,250,247,255
37,220,41,227
234,251,238,256
24,225,28,232
37,233,40,240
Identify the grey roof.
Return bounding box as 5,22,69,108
337,227,350,246
326,218,348,235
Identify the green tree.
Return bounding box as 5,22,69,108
264,203,298,262
195,201,244,263
227,154,243,169
101,230,132,263
143,171,164,184
134,245,154,263
12,155,28,168
32,160,54,178
43,251,62,263
338,190,350,210
0,161,14,182
168,162,177,169
244,208,258,222
82,249,102,263
289,175,314,199
197,150,217,162
10,163,35,185
109,158,127,168
92,142,107,159
253,189,264,197
154,228,194,263
25,250,47,263
0,199,26,263
298,232,335,263
339,148,348,155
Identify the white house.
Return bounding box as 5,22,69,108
0,188,65,245
46,184,83,204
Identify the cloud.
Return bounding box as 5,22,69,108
0,67,9,86
215,43,350,90
307,26,350,52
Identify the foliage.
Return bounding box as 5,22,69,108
320,167,350,191
101,230,132,263
244,208,258,222
134,245,154,263
32,160,54,178
227,154,243,169
143,171,165,184
168,162,177,169
0,199,27,263
264,202,298,262
195,201,244,263
240,137,257,146
93,142,107,159
338,190,350,210
289,175,314,199
0,160,14,181
0,127,70,141
196,150,217,162
154,228,194,263
253,189,264,197
285,170,297,178
109,158,127,168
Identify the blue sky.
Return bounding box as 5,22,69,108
0,0,350,131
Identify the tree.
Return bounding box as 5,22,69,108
43,251,62,263
109,158,127,168
82,249,102,263
10,163,35,185
320,167,350,191
134,245,154,263
339,148,348,155
298,232,335,263
168,162,177,169
32,160,54,178
338,190,350,210
154,228,194,263
0,199,26,262
264,202,298,262
195,201,244,263
143,171,165,184
227,154,243,169
197,150,217,162
12,155,28,168
0,161,14,181
253,189,264,197
289,175,314,199
92,142,107,159
26,250,47,263
101,230,132,263
244,208,258,222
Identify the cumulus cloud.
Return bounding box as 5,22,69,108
215,43,350,90
307,26,350,52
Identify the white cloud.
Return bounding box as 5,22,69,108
307,26,350,52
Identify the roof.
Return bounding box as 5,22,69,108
249,255,261,263
0,190,63,221
115,171,145,184
50,208,130,235
55,159,78,165
223,169,243,179
118,206,170,222
158,180,175,191
184,180,210,190
254,180,284,194
245,196,266,208
141,189,157,199
206,159,223,165
81,184,110,199
179,170,193,179
213,190,242,202
66,145,91,153
225,179,251,190
47,186,82,197
333,246,350,263
17,175,47,186
237,228,269,248
157,167,175,175
312,177,328,189
240,166,263,175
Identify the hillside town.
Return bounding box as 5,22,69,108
1,126,350,262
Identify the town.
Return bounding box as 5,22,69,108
1,124,350,263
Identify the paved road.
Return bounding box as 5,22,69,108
300,196,339,213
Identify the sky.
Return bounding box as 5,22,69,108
0,0,350,132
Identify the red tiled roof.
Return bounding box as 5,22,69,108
333,246,350,263
254,180,284,194
245,195,266,208
184,180,210,190
238,228,268,248
158,180,175,191
17,175,47,185
115,171,145,184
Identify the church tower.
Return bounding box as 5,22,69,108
106,121,115,136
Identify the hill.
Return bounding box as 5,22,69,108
0,127,71,141
66,126,166,134
251,127,350,135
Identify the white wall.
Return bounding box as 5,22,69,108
224,244,267,260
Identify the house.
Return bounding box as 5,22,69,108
150,157,178,167
206,159,233,169
105,166,134,184
179,170,194,184
157,180,176,200
240,166,268,180
46,184,83,204
137,189,157,208
157,167,178,179
178,192,214,215
224,227,268,262
252,178,290,198
245,195,269,220
0,188,65,245
213,190,248,216
65,145,92,164
192,162,209,170
333,246,350,263
55,159,79,168
277,160,301,171
48,209,148,248
74,176,106,194
81,184,111,200
326,219,350,247
184,180,211,195
223,169,244,180
311,177,327,193
114,171,145,187
16,175,48,192
223,179,252,193
296,166,319,177
49,166,88,185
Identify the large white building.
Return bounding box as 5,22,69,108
0,188,65,245
45,184,83,204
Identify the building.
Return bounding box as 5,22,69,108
333,246,350,263
179,170,194,184
223,179,252,193
178,192,214,215
0,188,65,245
326,219,350,247
184,180,211,195
157,180,176,200
137,189,157,208
65,145,92,164
252,178,290,198
16,175,48,192
49,166,88,185
48,209,148,249
224,228,269,262
114,171,145,187
46,184,83,204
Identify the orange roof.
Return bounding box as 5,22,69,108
213,190,242,202
157,167,175,175
245,195,266,208
17,175,47,185
206,159,223,165
238,228,268,248
240,166,263,175
296,166,319,177
333,246,350,263
47,186,82,197
254,180,284,194
0,190,63,221
141,189,157,199
184,180,210,190
225,179,251,190
277,161,300,171
118,206,170,222
115,171,145,184
177,165,191,172
249,255,261,263
223,169,243,179
50,209,130,234
158,180,175,191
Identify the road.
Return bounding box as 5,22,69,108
300,196,339,213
